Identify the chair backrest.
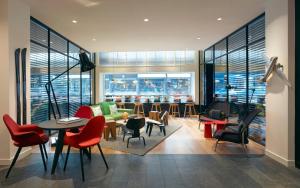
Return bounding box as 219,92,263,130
238,109,262,133
78,116,105,142
3,114,21,141
205,101,230,118
126,117,145,130
160,111,168,125
74,106,94,119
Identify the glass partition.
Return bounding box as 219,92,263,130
102,73,194,102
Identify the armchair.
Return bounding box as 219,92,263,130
213,109,261,152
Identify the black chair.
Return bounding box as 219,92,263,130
122,117,146,148
198,101,230,129
213,109,261,152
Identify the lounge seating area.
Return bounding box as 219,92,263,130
0,0,299,187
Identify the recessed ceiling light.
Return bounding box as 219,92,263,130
217,17,223,21
72,20,78,24
196,37,201,40
144,18,149,22
92,38,96,41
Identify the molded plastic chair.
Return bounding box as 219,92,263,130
2,114,49,178
122,117,146,148
64,116,108,181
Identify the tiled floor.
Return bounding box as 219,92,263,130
0,117,299,188
1,154,300,188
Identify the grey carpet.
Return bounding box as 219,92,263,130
101,124,181,155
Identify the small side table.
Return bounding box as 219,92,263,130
104,120,117,140
203,122,213,138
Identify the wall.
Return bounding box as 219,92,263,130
265,0,295,167
94,53,200,104
0,0,31,164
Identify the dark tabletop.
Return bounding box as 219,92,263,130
37,118,88,130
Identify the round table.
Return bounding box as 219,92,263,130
38,118,88,174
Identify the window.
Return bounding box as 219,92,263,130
102,73,193,100
30,17,92,123
203,14,266,145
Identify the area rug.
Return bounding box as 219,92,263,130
101,124,182,156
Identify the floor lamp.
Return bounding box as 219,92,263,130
45,51,95,120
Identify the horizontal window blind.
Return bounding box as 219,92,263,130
50,50,68,118
214,39,227,58
248,16,265,43
30,43,49,123
69,58,81,116
203,14,266,145
214,56,227,98
228,48,247,103
248,40,266,104
204,47,214,62
30,17,92,123
228,28,246,52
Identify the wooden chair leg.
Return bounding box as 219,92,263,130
214,140,219,151
97,144,109,169
79,149,85,181
39,144,47,171
64,145,71,171
6,147,22,178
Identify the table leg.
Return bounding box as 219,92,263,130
204,123,212,138
51,129,65,174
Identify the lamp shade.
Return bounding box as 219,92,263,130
79,52,95,72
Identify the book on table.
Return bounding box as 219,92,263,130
57,117,82,124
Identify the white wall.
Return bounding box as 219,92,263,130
0,0,31,164
265,0,295,167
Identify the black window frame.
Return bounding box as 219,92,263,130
30,17,93,123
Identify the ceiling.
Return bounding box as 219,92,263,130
23,0,266,52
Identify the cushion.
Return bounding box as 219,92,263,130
91,105,102,116
208,109,224,120
99,102,115,115
109,104,118,115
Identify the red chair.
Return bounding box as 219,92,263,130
63,116,108,181
74,106,94,119
2,114,49,178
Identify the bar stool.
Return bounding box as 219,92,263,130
184,103,196,117
169,103,180,117
151,103,161,112
134,102,144,117
116,102,125,109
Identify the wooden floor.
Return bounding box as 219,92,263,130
44,117,264,155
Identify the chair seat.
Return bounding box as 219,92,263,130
214,129,248,144
13,132,49,147
64,132,101,148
